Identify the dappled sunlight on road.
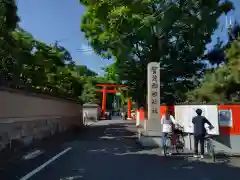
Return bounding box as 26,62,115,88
2,120,240,180
53,121,240,180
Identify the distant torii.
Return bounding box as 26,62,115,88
95,84,132,120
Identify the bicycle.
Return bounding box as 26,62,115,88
205,135,216,162
173,125,185,154
175,130,185,154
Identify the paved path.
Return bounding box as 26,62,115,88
1,119,240,180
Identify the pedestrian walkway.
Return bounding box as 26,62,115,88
1,120,240,180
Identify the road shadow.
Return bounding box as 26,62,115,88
56,122,240,180
0,125,89,172
2,121,240,180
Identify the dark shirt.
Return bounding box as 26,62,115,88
192,115,212,136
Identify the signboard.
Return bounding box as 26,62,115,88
219,109,233,127
174,105,219,135
147,62,160,121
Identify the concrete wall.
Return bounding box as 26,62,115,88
0,88,83,150
139,125,240,154
83,104,99,122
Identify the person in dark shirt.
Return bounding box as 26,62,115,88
192,108,214,159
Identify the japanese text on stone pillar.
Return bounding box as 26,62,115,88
151,66,159,115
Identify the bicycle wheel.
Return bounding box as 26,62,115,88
176,135,185,153
207,140,216,162
180,135,185,152
175,135,180,154
211,147,216,162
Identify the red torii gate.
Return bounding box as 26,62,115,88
96,84,132,120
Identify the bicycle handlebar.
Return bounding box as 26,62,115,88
205,134,216,139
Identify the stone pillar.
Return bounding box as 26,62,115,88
145,62,161,133
147,62,160,121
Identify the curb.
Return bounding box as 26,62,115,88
215,152,240,158
84,121,97,127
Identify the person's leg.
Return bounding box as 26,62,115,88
194,135,199,156
167,133,175,155
169,133,174,155
162,132,166,147
200,134,205,157
162,132,167,154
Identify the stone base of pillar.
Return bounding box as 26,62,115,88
137,119,162,147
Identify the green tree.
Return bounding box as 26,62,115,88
204,37,226,67
1,1,106,103
81,79,99,104
0,0,20,83
2,24,84,101
80,0,233,106
187,37,240,103
75,65,98,77
103,63,120,83
204,21,240,68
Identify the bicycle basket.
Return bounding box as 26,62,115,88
174,126,184,134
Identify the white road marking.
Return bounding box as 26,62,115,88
60,176,83,180
19,147,72,180
22,150,44,160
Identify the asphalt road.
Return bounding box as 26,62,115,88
1,119,240,180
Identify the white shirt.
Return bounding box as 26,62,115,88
161,115,177,133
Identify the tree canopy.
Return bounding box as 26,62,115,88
1,0,118,105
188,19,240,104
188,36,240,103
80,0,233,106
75,65,98,77
2,0,238,108
204,20,240,68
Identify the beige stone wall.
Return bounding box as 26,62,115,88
0,88,83,150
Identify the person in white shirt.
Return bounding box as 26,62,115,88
161,108,178,155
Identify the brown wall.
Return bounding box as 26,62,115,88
0,88,83,150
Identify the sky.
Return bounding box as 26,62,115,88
16,0,240,75
16,0,112,75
